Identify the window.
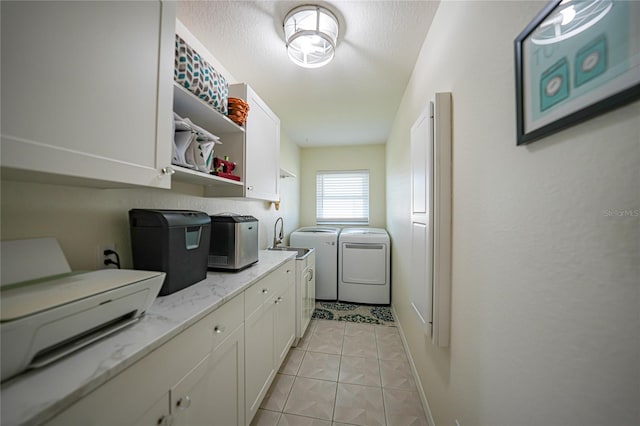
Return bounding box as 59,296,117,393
316,170,369,225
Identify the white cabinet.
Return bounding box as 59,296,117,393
46,294,245,426
243,260,295,424
0,1,176,189
274,280,296,367
42,260,296,426
170,353,214,426
208,323,245,426
244,298,276,422
208,84,281,201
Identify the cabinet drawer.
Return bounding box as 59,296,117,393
244,260,295,318
201,293,244,351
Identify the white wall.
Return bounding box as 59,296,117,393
1,134,299,270
387,1,640,425
299,145,386,228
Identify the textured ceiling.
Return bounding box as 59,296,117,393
177,1,439,147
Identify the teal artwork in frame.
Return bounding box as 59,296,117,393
514,0,640,145
540,57,570,111
575,35,607,87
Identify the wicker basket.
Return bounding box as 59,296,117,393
228,97,250,126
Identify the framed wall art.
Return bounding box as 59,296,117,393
514,0,640,145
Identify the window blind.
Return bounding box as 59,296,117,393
316,170,369,225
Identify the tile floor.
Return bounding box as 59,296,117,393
251,319,428,426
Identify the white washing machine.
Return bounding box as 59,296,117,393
338,228,390,304
290,227,340,300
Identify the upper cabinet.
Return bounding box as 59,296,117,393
1,6,281,198
0,1,177,189
208,84,281,201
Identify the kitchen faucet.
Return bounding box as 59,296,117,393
273,217,284,248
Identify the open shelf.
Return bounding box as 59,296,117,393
172,82,245,191
171,165,244,187
279,168,296,178
173,82,244,135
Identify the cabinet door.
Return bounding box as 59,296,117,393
243,86,280,201
244,303,275,424
132,394,171,426
274,282,296,368
170,354,212,426
208,324,245,426
0,1,175,188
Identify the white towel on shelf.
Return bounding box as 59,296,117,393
172,113,222,171
173,131,195,168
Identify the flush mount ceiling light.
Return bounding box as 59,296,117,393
283,5,339,68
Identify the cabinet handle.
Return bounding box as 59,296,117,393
161,166,175,175
262,288,269,294
286,269,292,274
214,325,226,334
176,396,192,410
157,415,173,426
275,296,283,304
247,186,254,191
308,269,314,281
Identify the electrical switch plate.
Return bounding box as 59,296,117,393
96,243,116,269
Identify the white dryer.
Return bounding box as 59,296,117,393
290,227,340,300
338,228,390,304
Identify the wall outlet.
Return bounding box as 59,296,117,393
96,244,117,269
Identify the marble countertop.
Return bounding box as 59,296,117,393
0,250,296,426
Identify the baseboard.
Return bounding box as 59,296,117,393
391,304,436,426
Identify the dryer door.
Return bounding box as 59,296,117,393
341,243,386,285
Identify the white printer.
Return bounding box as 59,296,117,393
0,238,165,382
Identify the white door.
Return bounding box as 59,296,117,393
170,354,212,426
410,102,434,336
409,93,453,347
208,324,245,426
244,303,275,423
244,86,280,201
274,283,296,367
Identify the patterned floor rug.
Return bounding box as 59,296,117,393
312,301,395,326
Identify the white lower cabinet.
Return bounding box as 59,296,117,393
46,294,244,426
207,323,245,426
43,261,296,426
243,259,295,425
275,282,296,367
244,298,276,421
132,393,171,426
171,353,214,426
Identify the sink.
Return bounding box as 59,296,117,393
268,246,314,259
